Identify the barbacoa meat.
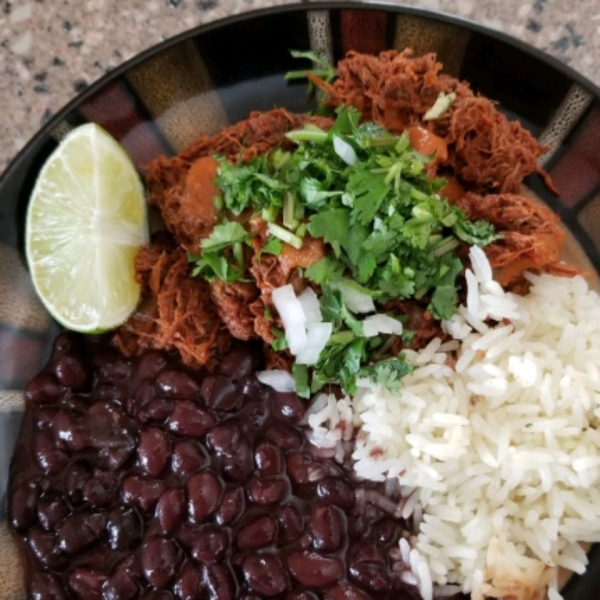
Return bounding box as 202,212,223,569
146,109,333,253
116,50,579,370
113,238,231,370
310,49,550,195
455,192,566,285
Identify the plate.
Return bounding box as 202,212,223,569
1,3,600,598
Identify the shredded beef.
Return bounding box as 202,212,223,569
119,50,575,370
455,193,567,285
146,109,333,252
113,239,231,370
209,279,260,341
312,49,549,195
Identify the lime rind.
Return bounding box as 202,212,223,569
25,123,149,333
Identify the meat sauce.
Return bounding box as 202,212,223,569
9,333,423,600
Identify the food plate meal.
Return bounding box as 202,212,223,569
2,4,600,600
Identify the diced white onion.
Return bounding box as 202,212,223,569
331,281,375,314
333,135,358,166
296,322,333,365
272,284,307,354
297,287,322,323
256,369,296,392
362,314,404,337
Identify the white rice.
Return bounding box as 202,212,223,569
308,248,600,600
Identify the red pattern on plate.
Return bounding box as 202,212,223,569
549,108,600,208
78,80,169,171
340,9,388,56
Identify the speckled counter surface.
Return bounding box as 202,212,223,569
0,0,599,173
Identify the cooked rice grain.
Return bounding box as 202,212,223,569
308,250,600,600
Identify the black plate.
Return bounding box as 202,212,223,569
1,3,600,598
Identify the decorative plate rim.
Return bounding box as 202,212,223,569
1,0,600,185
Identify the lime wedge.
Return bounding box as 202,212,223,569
25,123,148,332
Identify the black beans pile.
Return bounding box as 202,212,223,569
9,333,422,600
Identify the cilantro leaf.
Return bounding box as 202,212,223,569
307,208,351,244
305,257,345,285
201,221,249,251
359,357,414,392
292,363,310,399
347,167,390,225
258,237,283,259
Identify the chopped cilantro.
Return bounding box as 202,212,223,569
188,220,250,283
258,237,283,259
292,363,310,399
197,104,498,396
358,357,414,393
270,327,288,351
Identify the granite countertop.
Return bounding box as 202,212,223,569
0,0,599,174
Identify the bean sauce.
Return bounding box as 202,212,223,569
9,332,423,600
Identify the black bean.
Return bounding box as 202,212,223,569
65,462,91,504
37,494,69,531
287,551,343,588
242,554,288,597
191,526,229,563
174,560,202,600
309,505,343,552
206,377,243,412
265,422,303,450
215,486,244,526
121,475,165,512
11,341,414,600
98,358,132,382
236,514,277,551
138,398,173,424
156,370,200,399
68,566,107,600
202,563,237,600
171,440,209,476
53,410,86,451
348,560,390,594
247,476,289,506
83,470,119,508
55,355,88,389
286,593,319,600
27,528,66,570
277,505,304,542
128,380,155,416
217,348,261,379
106,507,142,552
141,536,182,588
58,512,106,554
30,571,66,600
317,478,355,509
242,400,269,429
324,583,373,600
139,592,173,600
34,430,68,475
136,351,167,379
25,373,62,405
168,400,215,438
221,440,254,483
137,428,170,477
186,471,222,523
101,567,138,600
156,488,186,533
273,392,306,422
206,423,241,456
254,441,283,475
10,481,41,531
286,453,327,486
